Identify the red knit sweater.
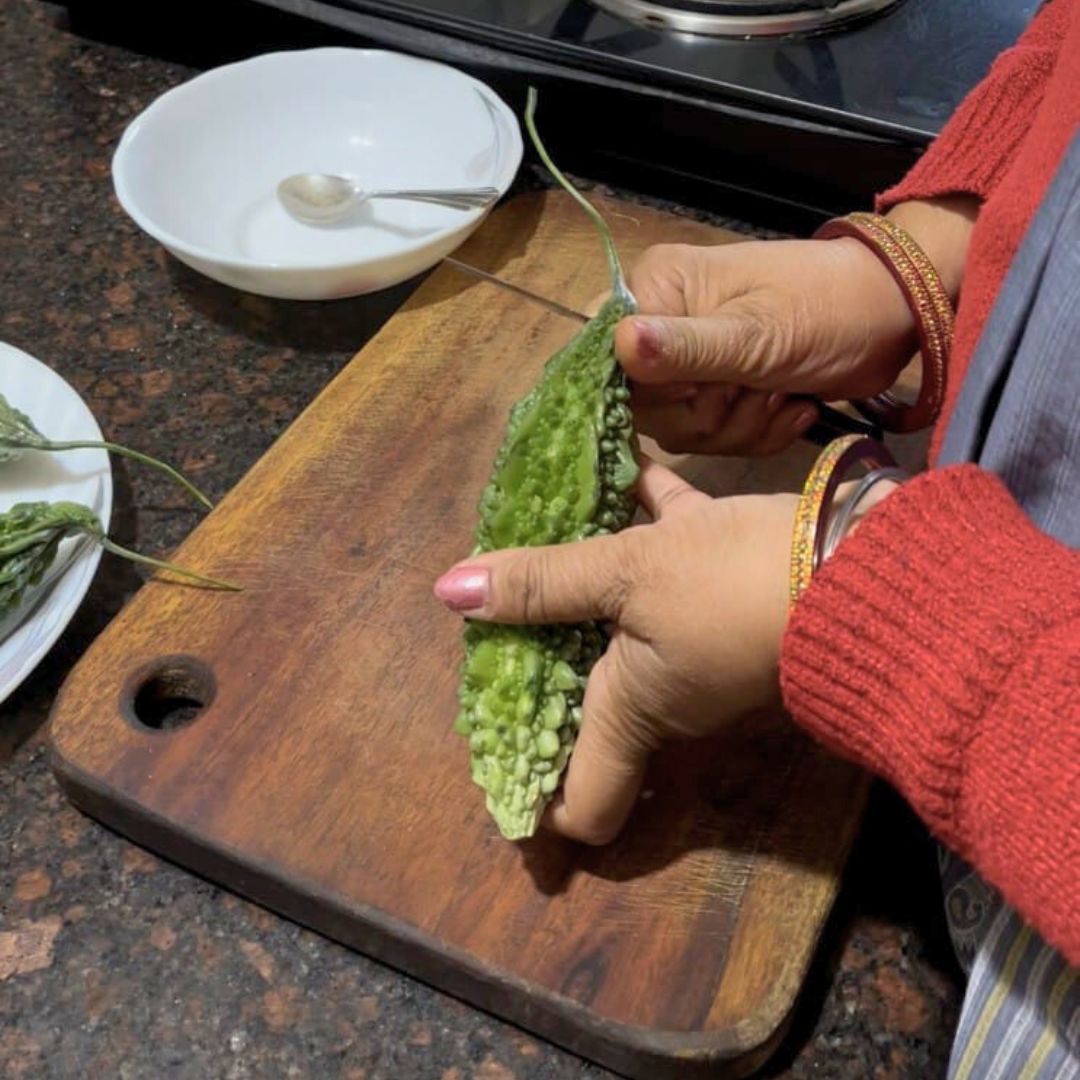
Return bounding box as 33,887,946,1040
780,0,1080,965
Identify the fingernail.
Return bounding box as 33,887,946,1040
794,407,817,431
722,385,739,406
632,320,663,362
671,383,699,402
766,392,784,415
434,566,489,612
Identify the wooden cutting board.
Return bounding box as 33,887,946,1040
49,192,868,1080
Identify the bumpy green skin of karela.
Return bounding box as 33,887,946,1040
0,501,99,618
0,393,42,464
455,294,639,840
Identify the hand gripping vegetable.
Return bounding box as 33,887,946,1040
453,89,639,840
0,501,237,618
0,393,213,510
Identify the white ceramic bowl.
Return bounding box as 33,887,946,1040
112,49,522,300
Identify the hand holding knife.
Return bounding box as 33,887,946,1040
443,257,883,447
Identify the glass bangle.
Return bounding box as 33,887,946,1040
789,435,900,604
821,466,909,563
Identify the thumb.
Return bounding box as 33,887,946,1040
615,307,775,387
434,532,636,625
547,653,654,845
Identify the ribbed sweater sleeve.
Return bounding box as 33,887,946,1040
780,466,1080,964
876,0,1069,209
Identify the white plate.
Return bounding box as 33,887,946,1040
112,49,524,300
0,342,112,706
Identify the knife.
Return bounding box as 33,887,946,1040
442,257,882,447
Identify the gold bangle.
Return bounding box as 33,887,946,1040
789,435,899,605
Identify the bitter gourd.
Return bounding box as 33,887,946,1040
453,89,639,840
0,501,237,619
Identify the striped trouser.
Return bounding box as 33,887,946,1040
942,851,1079,1079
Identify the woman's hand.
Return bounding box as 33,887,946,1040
621,196,977,456
435,459,797,844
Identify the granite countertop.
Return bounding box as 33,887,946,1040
0,2,963,1077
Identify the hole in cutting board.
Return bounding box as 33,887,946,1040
122,657,215,732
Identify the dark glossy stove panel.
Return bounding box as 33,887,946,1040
59,0,1038,228
323,0,1036,138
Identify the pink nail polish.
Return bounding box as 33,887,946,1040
633,320,662,362
766,392,784,415
434,566,489,612
794,407,817,431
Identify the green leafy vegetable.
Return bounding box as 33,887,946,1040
453,88,639,840
0,500,238,618
0,393,213,510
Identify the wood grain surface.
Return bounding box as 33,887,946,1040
49,192,871,1080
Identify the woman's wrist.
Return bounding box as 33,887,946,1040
831,235,919,366
885,194,980,303
815,207,963,433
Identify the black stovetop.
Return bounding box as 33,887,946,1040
62,0,1040,226
306,0,1037,140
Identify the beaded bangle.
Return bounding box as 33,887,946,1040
789,435,899,605
814,212,954,434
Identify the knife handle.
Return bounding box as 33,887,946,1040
799,398,883,447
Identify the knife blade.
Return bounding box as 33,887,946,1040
442,257,590,325
441,256,882,447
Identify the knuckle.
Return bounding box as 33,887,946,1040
518,555,549,623
569,819,621,847
628,244,671,289
593,550,635,621
495,553,549,623
634,242,669,269
641,242,689,268
592,531,647,620
665,320,719,377
652,482,696,518
729,299,792,381
630,243,696,313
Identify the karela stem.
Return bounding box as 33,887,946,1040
524,87,632,306
96,538,239,591
40,440,213,510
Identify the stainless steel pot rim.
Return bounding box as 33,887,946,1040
589,0,903,37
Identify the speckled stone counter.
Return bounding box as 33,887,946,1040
1,2,963,1077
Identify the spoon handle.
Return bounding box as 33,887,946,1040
366,187,500,209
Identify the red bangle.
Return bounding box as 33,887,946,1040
814,212,954,434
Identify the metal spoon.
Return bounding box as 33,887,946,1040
277,173,500,224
